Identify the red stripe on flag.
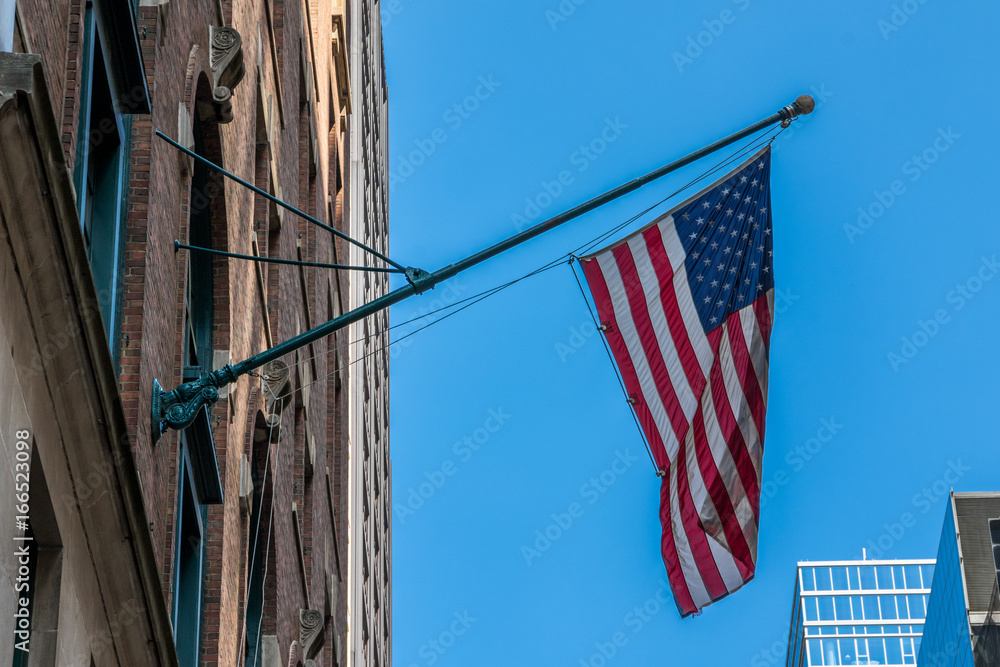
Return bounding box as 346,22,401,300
707,335,761,523
725,309,767,447
642,226,706,393
673,435,729,601
753,291,774,347
689,399,755,581
658,477,696,615
611,244,691,441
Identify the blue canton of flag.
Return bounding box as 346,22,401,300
674,152,773,331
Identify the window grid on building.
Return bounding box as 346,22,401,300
787,561,934,667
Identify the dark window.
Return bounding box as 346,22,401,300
73,0,128,361
244,416,274,667
184,119,215,377
172,435,206,666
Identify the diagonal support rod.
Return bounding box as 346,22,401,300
151,95,815,442
155,129,409,273
174,240,404,273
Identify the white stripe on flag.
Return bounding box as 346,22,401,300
698,335,757,553
739,306,769,407
659,220,713,377
596,252,680,460
682,427,741,584
708,536,746,593
626,235,698,421
668,462,711,609
717,319,763,481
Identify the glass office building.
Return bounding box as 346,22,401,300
785,559,935,666
917,492,1000,667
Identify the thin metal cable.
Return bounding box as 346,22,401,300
569,258,660,475
573,127,783,258
289,130,785,374
283,260,572,404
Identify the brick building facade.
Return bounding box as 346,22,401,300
0,0,390,664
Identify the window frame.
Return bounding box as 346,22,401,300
171,434,208,666
72,0,129,363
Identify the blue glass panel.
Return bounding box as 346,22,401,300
921,563,935,587
820,626,837,635
868,638,886,664
839,639,856,665
860,566,877,590
907,594,925,620
863,595,880,620
902,636,915,664
818,596,835,621
885,637,903,664
831,566,848,591
802,567,816,592
880,595,898,620
834,595,852,621
822,639,838,666
876,565,893,589
851,596,864,619
848,566,861,591
816,567,833,591
808,639,822,666
903,564,921,589
896,595,909,620
804,597,818,622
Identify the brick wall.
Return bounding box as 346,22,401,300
11,0,359,663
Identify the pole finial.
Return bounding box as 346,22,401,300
795,95,816,115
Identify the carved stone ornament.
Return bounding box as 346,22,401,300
209,25,245,123
260,359,291,427
299,609,324,660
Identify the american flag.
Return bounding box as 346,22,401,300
581,147,774,617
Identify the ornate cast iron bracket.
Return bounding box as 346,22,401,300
209,25,245,123
151,365,239,443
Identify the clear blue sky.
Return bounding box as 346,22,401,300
383,2,1000,665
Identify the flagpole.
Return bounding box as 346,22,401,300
152,95,815,440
